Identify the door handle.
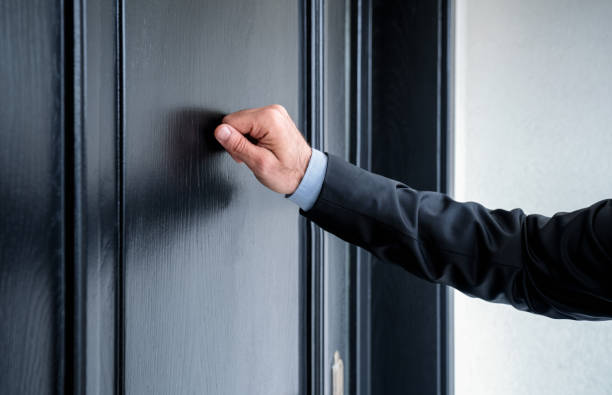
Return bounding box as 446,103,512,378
332,351,344,395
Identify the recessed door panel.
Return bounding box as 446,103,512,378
123,1,301,393
0,1,63,394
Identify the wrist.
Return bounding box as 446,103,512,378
296,146,313,188
286,149,328,211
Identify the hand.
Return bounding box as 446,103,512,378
214,105,312,195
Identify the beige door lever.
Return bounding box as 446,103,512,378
332,351,344,395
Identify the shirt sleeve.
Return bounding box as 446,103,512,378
286,148,328,211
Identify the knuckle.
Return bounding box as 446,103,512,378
253,155,269,173
265,105,285,121
231,136,247,154
269,104,287,115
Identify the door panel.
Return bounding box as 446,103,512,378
0,1,63,394
123,1,301,393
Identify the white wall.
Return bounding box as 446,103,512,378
454,1,612,394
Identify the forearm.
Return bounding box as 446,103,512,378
302,154,612,320
214,106,612,320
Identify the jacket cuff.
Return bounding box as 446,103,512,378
300,153,386,228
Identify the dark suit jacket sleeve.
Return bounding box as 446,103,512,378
301,154,612,320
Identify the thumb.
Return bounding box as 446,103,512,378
214,123,265,167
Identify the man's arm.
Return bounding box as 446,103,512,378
214,105,612,320
302,154,612,320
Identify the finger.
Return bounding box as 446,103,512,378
214,123,266,167
223,105,286,139
222,108,260,134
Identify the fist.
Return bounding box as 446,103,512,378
214,105,312,195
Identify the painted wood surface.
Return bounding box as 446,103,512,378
0,1,452,393
84,0,119,393
122,1,301,393
0,1,64,393
323,1,353,394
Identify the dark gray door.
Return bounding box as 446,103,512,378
2,0,304,394
121,1,301,394
0,1,452,394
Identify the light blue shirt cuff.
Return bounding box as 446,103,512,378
287,148,327,211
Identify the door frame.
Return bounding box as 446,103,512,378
301,0,454,394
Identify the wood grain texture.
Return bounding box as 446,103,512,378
0,0,63,394
84,0,119,394
122,0,301,393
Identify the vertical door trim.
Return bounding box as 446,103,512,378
115,0,126,393
302,1,374,393
348,1,373,394
437,1,454,394
302,0,325,393
59,0,67,392
64,0,87,392
436,1,453,394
